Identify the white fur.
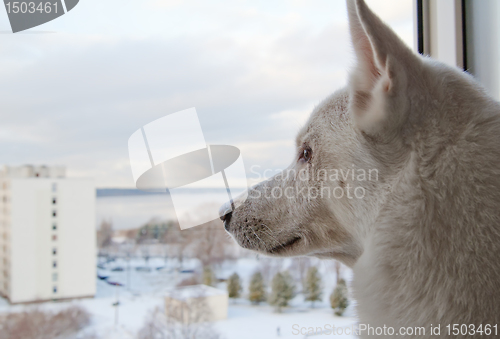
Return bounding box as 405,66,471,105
223,1,500,337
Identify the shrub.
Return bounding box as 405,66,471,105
177,275,200,287
227,272,242,299
0,306,91,339
248,271,266,304
330,279,349,316
202,266,215,286
303,266,322,307
268,270,296,312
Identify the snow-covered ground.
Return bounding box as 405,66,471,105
0,257,358,339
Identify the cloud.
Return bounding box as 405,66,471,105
0,0,414,187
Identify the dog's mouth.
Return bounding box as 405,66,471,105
268,236,302,254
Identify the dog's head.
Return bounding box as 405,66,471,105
221,0,466,267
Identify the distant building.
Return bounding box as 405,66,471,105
164,284,228,323
0,165,95,304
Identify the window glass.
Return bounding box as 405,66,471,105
465,0,500,100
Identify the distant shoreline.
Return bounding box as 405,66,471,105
96,188,245,197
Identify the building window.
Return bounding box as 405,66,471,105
52,223,57,230
53,286,57,293
52,197,57,205
52,235,57,241
53,261,57,268
52,273,58,282
52,248,57,255
52,183,57,192
52,210,57,217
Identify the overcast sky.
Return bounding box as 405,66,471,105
0,0,413,188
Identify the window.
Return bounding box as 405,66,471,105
52,183,57,192
52,197,57,205
52,223,57,230
52,248,57,255
53,261,57,268
416,0,500,100
464,0,500,100
52,210,57,217
53,286,57,293
52,235,57,241
52,273,58,282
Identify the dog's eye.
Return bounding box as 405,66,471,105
301,147,312,162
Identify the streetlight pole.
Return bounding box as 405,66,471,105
114,284,120,327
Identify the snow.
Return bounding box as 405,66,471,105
0,257,358,339
166,284,228,299
217,302,357,339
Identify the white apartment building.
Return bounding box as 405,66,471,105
0,165,96,304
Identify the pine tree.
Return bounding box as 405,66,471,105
227,273,242,299
268,270,296,312
202,266,215,287
248,271,266,304
330,279,349,316
303,266,322,307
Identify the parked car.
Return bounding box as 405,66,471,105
135,266,151,272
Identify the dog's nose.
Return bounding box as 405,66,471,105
220,211,232,222
221,211,232,230
219,202,233,230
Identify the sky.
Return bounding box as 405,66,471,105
0,0,414,188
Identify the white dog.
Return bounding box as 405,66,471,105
221,0,500,337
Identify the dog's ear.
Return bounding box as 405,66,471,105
347,0,419,136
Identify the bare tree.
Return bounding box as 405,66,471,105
334,260,342,283
289,257,311,292
164,222,192,269
96,219,113,249
259,258,283,284
192,219,232,267
157,216,235,271
137,289,222,339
